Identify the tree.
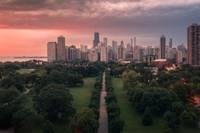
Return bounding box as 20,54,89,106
142,107,153,126
42,120,54,133
164,111,180,131
71,108,98,133
109,116,124,133
171,83,191,103
122,70,138,90
0,74,25,92
0,88,29,129
34,84,75,122
180,110,198,127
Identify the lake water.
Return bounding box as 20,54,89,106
0,57,47,63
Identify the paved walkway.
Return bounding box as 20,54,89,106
97,72,108,133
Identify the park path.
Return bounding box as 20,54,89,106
97,72,108,133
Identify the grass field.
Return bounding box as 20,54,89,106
112,78,200,133
17,77,96,133
53,77,96,133
17,68,35,74
70,77,96,111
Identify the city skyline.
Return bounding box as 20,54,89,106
1,0,200,56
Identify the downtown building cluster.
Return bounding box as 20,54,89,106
47,24,200,66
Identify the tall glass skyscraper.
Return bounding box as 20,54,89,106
93,32,100,48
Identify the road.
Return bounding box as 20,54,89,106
97,72,108,133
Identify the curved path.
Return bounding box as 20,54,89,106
97,72,108,133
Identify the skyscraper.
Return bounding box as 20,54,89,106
103,37,108,46
118,41,125,60
177,44,187,64
93,32,100,48
57,36,66,61
188,24,200,66
169,38,173,48
47,42,57,62
100,43,108,62
112,41,118,61
160,35,166,59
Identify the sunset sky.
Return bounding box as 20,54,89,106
0,0,200,56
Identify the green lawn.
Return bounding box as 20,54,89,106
17,68,35,74
70,77,96,111
112,78,200,133
52,77,96,133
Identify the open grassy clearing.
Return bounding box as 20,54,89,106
70,77,96,111
16,69,35,74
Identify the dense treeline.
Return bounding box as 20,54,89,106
0,62,106,93
89,75,102,120
122,68,200,132
0,61,105,132
105,71,124,133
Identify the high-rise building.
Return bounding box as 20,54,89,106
47,42,57,62
177,44,187,64
65,46,69,61
169,38,173,48
93,32,100,48
107,46,113,61
118,41,125,60
57,36,66,61
80,44,88,60
112,41,118,61
100,43,108,62
188,24,200,66
80,44,87,53
88,49,98,62
68,45,80,61
103,37,108,46
160,35,166,59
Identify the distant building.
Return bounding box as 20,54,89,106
188,24,200,66
160,35,166,59
112,41,118,61
176,44,187,64
107,46,113,61
47,42,57,62
169,38,173,48
68,45,80,61
93,32,100,48
103,37,108,46
125,43,133,60
139,48,145,62
80,44,88,60
133,45,140,62
142,46,159,64
88,49,98,62
57,36,66,61
100,43,108,62
118,41,125,60
167,47,177,63
65,46,69,61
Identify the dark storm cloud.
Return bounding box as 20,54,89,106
0,0,200,44
0,0,141,11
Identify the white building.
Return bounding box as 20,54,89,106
100,43,108,62
57,36,66,61
88,49,98,62
47,42,57,62
118,41,125,60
